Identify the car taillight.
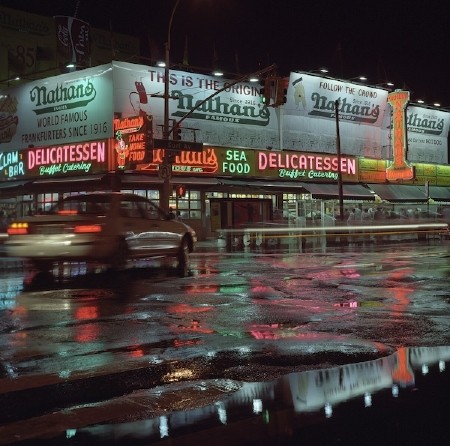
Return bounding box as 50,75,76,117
7,222,29,235
57,210,79,215
73,224,103,233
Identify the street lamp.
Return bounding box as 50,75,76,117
349,75,367,82
309,68,329,74
375,81,395,91
161,0,182,213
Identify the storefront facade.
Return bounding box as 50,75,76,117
1,62,450,239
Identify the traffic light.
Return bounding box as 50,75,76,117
173,123,182,140
175,184,186,198
275,78,287,106
259,78,272,106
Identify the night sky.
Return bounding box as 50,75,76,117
2,0,449,107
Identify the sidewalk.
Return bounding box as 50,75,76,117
194,237,223,253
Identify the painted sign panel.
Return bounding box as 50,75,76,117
404,105,449,164
0,63,114,149
283,72,389,158
112,61,281,150
380,102,450,166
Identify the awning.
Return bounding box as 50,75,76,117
300,183,375,200
170,177,221,185
0,180,30,190
368,184,428,202
32,174,106,185
218,179,308,191
120,174,222,186
0,180,31,197
428,186,450,201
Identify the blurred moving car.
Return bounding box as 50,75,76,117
4,192,196,272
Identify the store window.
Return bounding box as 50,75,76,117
121,189,160,206
36,193,59,214
170,190,201,219
282,193,309,219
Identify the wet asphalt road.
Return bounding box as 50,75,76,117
1,239,450,445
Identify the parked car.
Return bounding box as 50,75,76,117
4,192,196,273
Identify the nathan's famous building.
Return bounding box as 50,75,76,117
1,60,449,240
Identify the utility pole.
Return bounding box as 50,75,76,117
335,99,344,222
159,63,277,213
161,0,182,213
159,0,276,213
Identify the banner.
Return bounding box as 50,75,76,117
55,16,90,68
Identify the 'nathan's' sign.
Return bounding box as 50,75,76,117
309,93,380,124
30,80,97,115
171,89,270,126
113,115,153,169
290,75,382,124
141,147,219,174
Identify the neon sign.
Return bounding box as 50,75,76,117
386,90,414,181
28,143,105,168
137,146,358,180
140,146,219,174
26,140,107,177
0,151,24,177
113,115,153,169
0,142,110,180
257,151,356,180
258,152,355,173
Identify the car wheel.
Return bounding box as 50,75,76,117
176,237,190,276
109,238,129,271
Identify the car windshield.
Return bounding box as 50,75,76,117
49,196,111,216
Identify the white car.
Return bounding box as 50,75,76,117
4,192,197,273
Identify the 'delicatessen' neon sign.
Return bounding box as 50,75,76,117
0,140,109,180
257,151,356,181
27,141,106,177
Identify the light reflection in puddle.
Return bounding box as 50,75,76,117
59,346,450,445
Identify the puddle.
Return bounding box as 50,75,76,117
25,345,450,446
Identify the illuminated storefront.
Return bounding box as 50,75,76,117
1,62,450,239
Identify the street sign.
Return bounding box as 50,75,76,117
158,162,172,180
154,139,203,152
